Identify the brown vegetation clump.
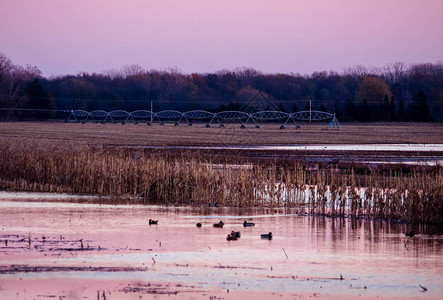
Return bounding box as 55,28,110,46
0,140,441,227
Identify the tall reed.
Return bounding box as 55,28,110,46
0,140,441,226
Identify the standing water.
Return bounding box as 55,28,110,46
0,194,442,299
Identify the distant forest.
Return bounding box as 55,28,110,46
1,52,442,122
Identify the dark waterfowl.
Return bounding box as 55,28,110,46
196,223,202,227
213,221,224,228
404,231,415,237
243,221,255,227
149,219,158,225
227,231,241,240
231,231,241,238
261,232,272,239
208,203,218,207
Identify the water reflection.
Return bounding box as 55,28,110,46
0,197,442,299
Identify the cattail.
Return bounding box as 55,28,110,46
0,140,441,226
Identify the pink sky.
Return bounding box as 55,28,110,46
1,0,442,77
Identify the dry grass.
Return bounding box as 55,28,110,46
0,138,441,226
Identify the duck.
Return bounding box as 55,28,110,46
231,231,241,238
227,234,238,241
196,223,202,227
227,231,241,241
243,220,255,227
213,221,224,228
261,232,272,239
149,219,158,225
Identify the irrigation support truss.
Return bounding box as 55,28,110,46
0,107,339,129
64,109,340,129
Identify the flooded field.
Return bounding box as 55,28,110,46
134,143,443,166
0,194,442,299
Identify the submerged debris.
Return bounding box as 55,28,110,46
282,247,288,259
0,265,148,274
121,282,207,295
215,264,266,270
0,234,99,252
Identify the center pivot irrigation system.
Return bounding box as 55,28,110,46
66,109,340,129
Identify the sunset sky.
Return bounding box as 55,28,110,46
1,0,442,77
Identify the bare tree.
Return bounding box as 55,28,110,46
102,68,124,80
382,62,408,87
0,52,13,84
122,64,144,78
160,67,186,103
0,54,42,111
343,65,371,82
234,67,262,86
138,71,156,101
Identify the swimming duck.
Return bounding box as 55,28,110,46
227,231,241,240
404,231,415,237
243,221,255,227
227,234,238,241
261,232,272,239
231,231,241,238
196,223,202,227
149,219,158,225
213,221,224,228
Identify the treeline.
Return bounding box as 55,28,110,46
1,52,442,121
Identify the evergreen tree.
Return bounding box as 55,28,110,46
25,79,55,119
334,99,343,120
358,99,370,121
412,90,431,121
290,103,299,113
398,98,406,121
344,98,354,121
381,95,390,121
389,96,396,121
319,103,328,112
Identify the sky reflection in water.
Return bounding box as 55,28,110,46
0,197,442,299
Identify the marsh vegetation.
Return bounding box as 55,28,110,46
0,138,441,227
